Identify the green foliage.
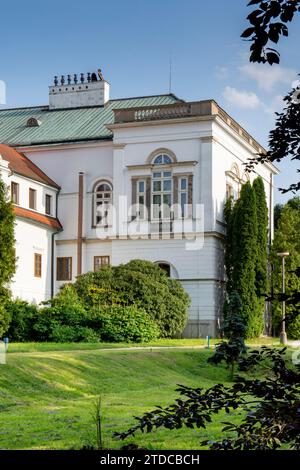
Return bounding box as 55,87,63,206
209,292,247,377
253,177,268,298
242,0,300,65
33,285,90,341
116,348,300,450
5,299,39,341
7,283,159,343
271,198,300,339
0,288,11,338
49,325,99,343
225,182,263,338
88,305,160,343
73,260,190,338
0,177,16,336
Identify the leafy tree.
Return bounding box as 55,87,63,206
73,260,190,338
242,0,300,65
243,1,300,194
274,203,283,229
208,292,247,378
271,198,300,338
5,299,38,341
115,347,300,450
0,176,16,337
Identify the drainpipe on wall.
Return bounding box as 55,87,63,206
51,189,62,298
77,172,84,276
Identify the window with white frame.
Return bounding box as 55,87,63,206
93,181,113,226
152,170,172,219
153,154,173,166
151,153,173,220
179,177,188,218
136,179,146,219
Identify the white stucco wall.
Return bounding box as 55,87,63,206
12,219,52,304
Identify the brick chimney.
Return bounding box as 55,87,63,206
49,69,110,109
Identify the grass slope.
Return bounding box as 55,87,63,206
0,346,246,450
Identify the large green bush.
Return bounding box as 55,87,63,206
5,299,39,341
73,260,190,337
88,305,160,343
33,285,89,341
49,325,99,343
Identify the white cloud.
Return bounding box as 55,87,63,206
239,64,297,92
263,95,285,115
215,66,228,80
223,86,260,109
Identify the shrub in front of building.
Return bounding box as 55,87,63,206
87,305,160,343
73,260,190,338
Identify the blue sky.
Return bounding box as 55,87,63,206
0,0,299,203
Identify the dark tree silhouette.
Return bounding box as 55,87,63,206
242,0,300,65
242,0,300,194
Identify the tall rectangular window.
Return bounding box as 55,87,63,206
45,194,52,215
29,188,37,210
179,177,188,218
57,257,72,281
94,256,110,271
136,180,146,219
11,182,19,205
34,253,42,278
152,171,172,219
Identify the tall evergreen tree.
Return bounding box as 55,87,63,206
230,182,262,338
253,177,269,327
271,198,300,339
0,176,16,336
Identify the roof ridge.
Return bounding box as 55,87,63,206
0,94,182,112
0,105,49,112
109,93,183,103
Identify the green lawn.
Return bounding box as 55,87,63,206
0,340,279,450
7,336,279,353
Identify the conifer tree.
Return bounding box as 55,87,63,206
253,177,269,325
230,182,262,338
0,176,16,336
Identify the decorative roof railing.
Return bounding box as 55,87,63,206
113,100,265,154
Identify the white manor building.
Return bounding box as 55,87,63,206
0,70,279,337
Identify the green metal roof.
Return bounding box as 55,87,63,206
0,95,180,147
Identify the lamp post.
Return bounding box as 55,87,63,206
277,252,289,345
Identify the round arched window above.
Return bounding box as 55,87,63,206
153,154,173,165
157,262,171,277
96,182,112,193
93,181,113,226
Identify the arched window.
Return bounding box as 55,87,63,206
151,153,173,219
93,181,113,226
157,262,171,277
153,154,173,165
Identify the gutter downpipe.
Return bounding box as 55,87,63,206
51,189,62,298
77,172,84,276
